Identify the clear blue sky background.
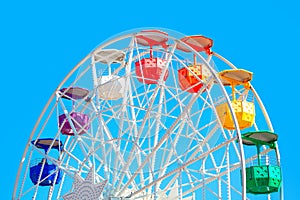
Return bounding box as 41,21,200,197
0,0,299,199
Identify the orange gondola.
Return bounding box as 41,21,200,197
177,35,213,93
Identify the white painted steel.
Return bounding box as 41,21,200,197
13,28,282,200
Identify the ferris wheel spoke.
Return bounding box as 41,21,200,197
156,121,220,190
117,87,202,196
60,150,88,173
60,137,98,177
115,48,180,192
59,134,80,164
156,119,191,188
116,44,134,140
131,136,236,198
220,178,250,200
97,115,140,190
55,155,72,199
99,92,143,190
114,83,143,190
17,147,35,199
182,147,273,198
148,86,166,186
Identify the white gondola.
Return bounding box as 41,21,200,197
98,75,125,100
94,49,126,100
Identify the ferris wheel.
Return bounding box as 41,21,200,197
13,28,283,200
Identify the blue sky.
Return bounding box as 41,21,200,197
0,0,299,199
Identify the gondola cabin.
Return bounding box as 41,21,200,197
58,112,90,135
176,35,213,54
95,49,126,100
216,99,255,130
241,131,282,194
58,87,90,135
177,36,213,93
98,75,126,100
59,87,89,100
30,160,62,186
29,139,63,186
135,58,168,84
216,69,255,130
135,30,169,84
178,64,211,93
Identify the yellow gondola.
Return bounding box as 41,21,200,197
216,69,255,130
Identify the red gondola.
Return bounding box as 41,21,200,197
135,30,169,84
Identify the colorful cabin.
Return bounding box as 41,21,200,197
94,48,125,64
98,75,126,100
177,36,213,93
178,64,212,93
176,35,213,54
30,160,62,186
241,131,282,194
216,69,255,130
59,87,89,100
135,30,169,84
95,49,126,100
30,139,63,186
31,138,63,152
58,87,90,135
59,112,90,135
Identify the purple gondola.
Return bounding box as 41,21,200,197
59,87,89,100
59,112,90,135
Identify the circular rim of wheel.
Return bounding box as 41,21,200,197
13,27,282,200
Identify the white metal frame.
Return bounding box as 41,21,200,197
13,29,282,200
